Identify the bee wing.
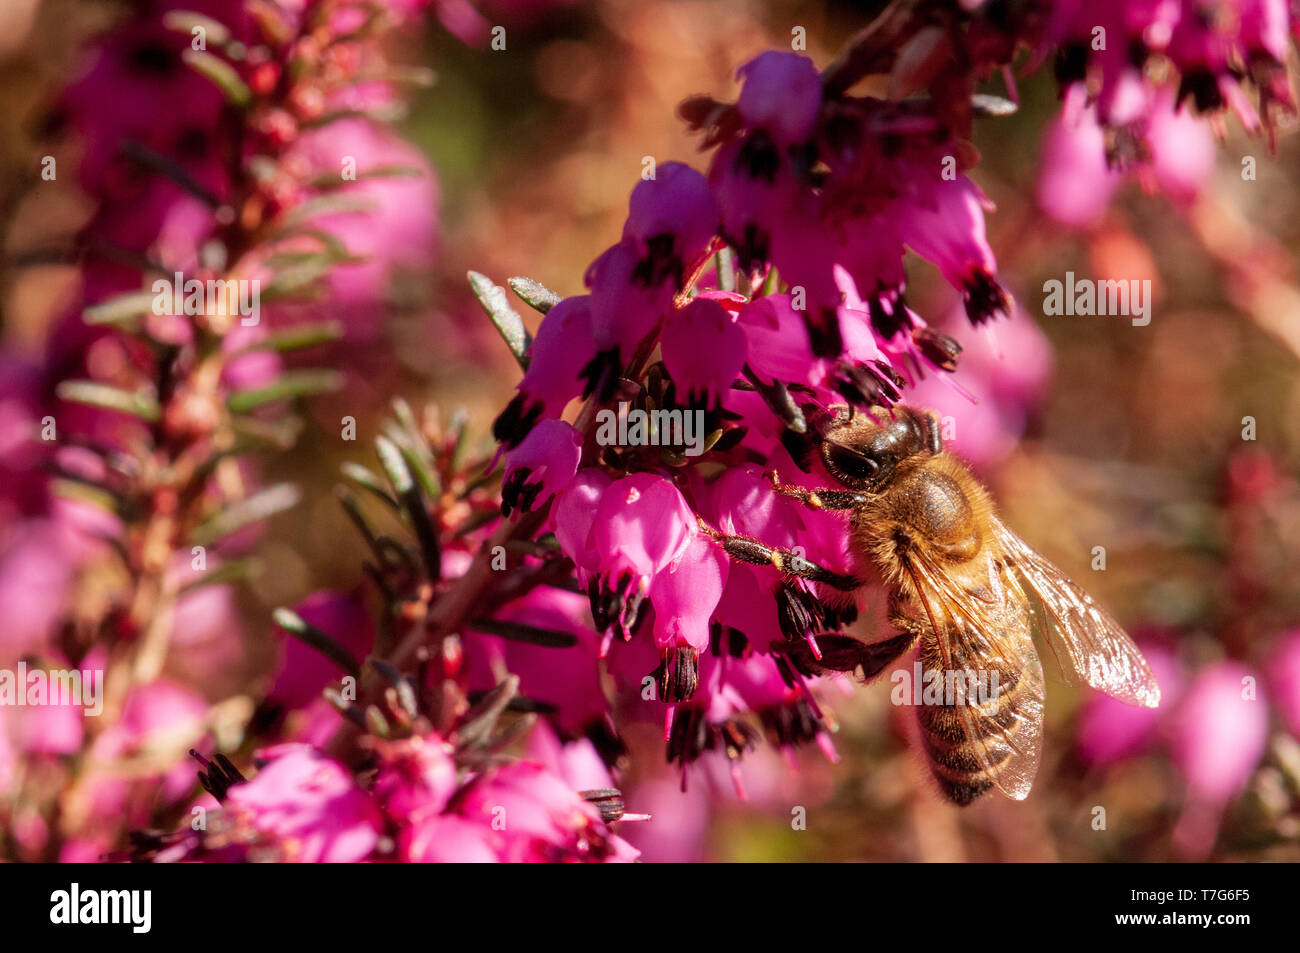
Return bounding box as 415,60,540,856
901,543,1044,801
990,518,1161,709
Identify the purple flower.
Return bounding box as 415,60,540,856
493,296,595,448
454,761,636,862
735,52,823,146
224,745,382,863
661,297,747,407
588,473,697,633
623,162,718,268
1077,641,1181,767
501,419,582,516
1168,662,1268,805
372,733,459,823
1270,630,1300,740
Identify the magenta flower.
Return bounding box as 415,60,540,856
1167,661,1269,857
1168,662,1268,803
552,467,613,575
649,535,729,699
1037,89,1122,227
588,473,697,639
895,176,1009,326
400,814,500,862
735,52,823,147
224,745,382,863
1270,630,1300,740
1077,641,1181,767
661,297,747,407
622,162,718,269
466,586,608,735
501,419,582,516
371,733,459,823
493,296,595,448
454,761,636,862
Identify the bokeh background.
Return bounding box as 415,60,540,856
3,0,1299,861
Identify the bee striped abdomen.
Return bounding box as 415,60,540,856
915,634,1027,805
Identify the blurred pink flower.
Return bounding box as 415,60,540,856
225,744,382,863
1270,630,1300,739
1077,641,1182,767
1167,661,1269,857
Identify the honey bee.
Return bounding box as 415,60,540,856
702,404,1161,805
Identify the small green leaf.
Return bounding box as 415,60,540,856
376,436,442,579
162,11,234,48
307,164,427,190
456,675,520,749
715,246,736,292
972,93,1018,117
274,607,361,677
251,320,345,353
340,462,400,509
56,381,160,422
181,50,251,108
226,369,343,413
374,435,413,494
743,365,806,434
83,291,157,329
507,276,561,315
469,271,531,370
178,557,263,595
191,483,301,546
465,618,579,648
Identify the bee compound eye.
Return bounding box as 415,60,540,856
827,445,879,483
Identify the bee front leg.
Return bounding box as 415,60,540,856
697,519,859,591
765,470,868,511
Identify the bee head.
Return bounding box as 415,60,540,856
817,404,940,491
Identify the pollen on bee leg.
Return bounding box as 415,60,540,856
807,492,824,508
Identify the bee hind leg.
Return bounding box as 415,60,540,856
697,519,859,591
858,631,920,680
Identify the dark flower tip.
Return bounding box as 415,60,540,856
760,696,829,748
631,232,686,289
963,270,1011,326
579,347,623,404
655,644,700,703
833,359,904,410
775,583,827,642
804,306,844,358
492,392,542,449
501,466,543,517
912,326,963,373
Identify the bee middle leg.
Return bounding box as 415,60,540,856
765,470,868,511
697,520,859,591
